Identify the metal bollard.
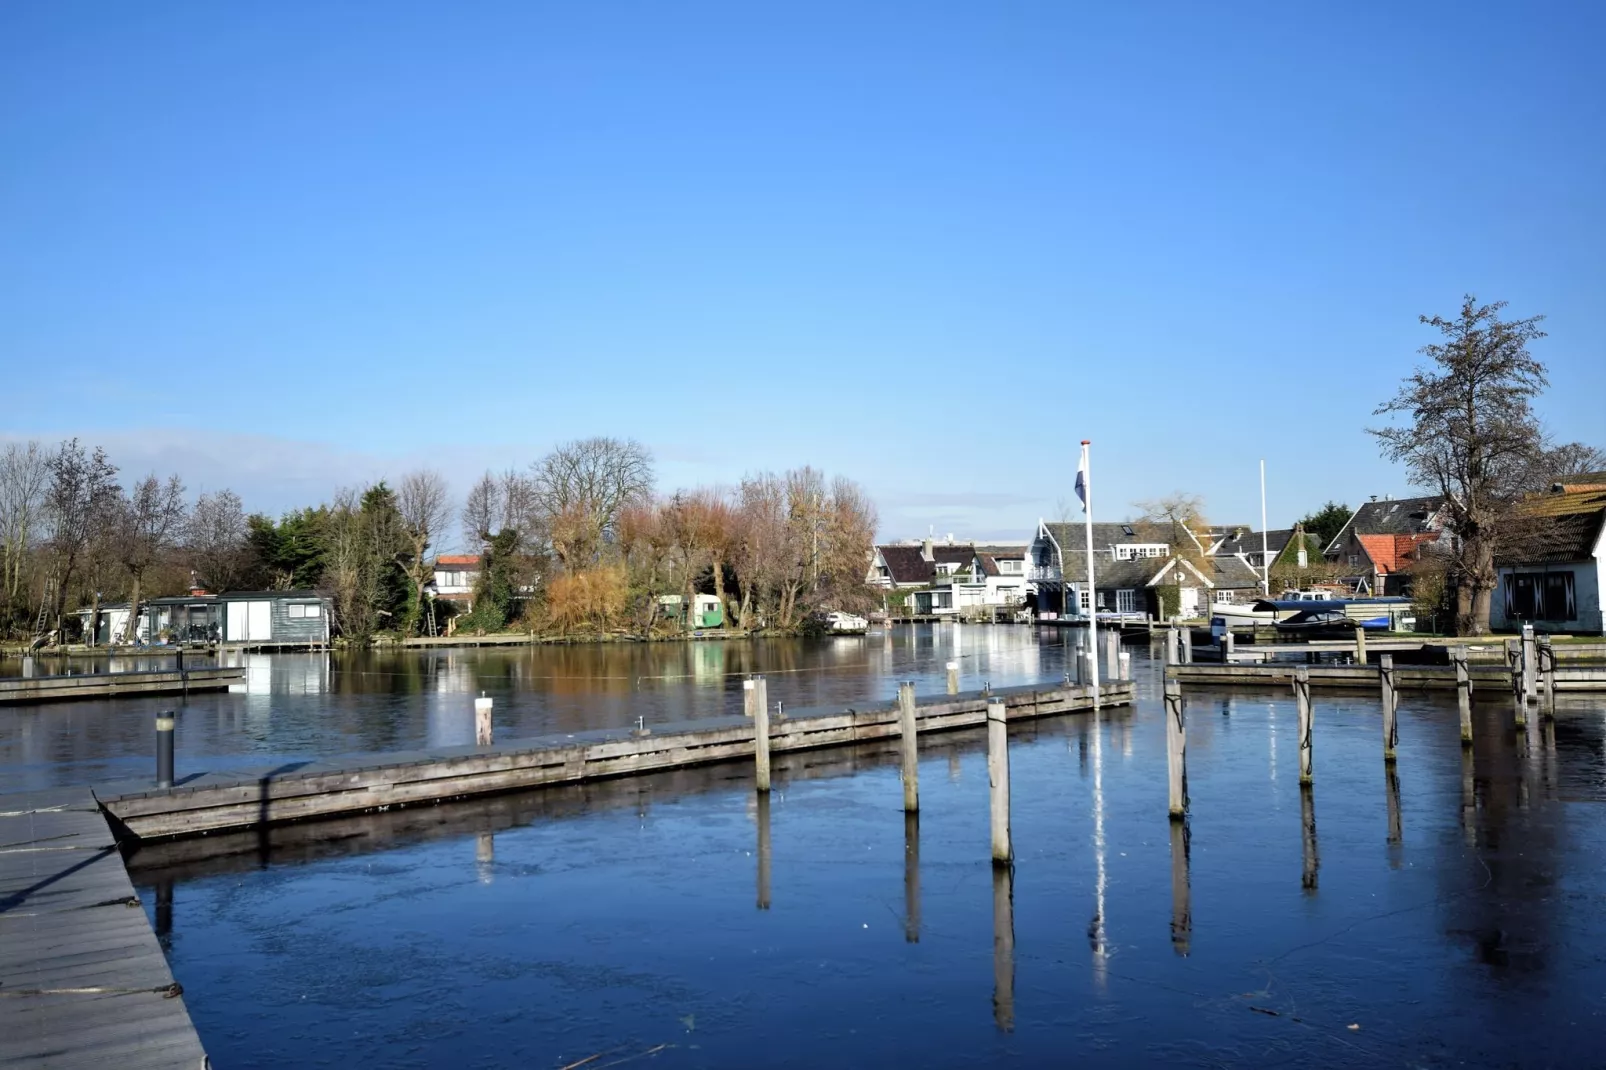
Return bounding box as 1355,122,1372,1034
156,711,175,788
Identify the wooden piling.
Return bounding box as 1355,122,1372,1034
986,699,1012,866
1511,651,1526,728
1164,680,1187,819
1521,624,1537,706
1354,625,1367,665
1117,651,1131,681
1221,630,1235,660
1385,764,1402,854
898,681,919,812
1293,666,1313,784
743,676,756,718
1538,636,1556,720
1165,627,1180,666
1180,627,1193,665
1103,628,1119,675
1453,646,1473,745
1380,654,1398,763
754,675,771,793
474,695,493,747
946,660,959,695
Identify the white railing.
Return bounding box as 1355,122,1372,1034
1028,565,1061,581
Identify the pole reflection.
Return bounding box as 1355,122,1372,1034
1089,711,1108,986
154,877,174,951
1169,819,1191,957
1300,784,1319,894
992,864,1014,1033
903,812,920,943
1385,765,1403,867
756,791,772,911
475,830,495,885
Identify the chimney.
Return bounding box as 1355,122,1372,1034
921,537,934,562
1369,495,1378,502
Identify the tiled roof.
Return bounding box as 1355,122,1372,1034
1058,552,1165,590
1044,522,1172,552
1325,495,1446,555
1210,555,1265,589
436,555,482,566
1213,528,1294,557
1499,487,1606,564
976,554,1002,577
877,545,936,585
1355,533,1435,574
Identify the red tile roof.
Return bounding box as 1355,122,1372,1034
435,554,482,566
1355,533,1435,574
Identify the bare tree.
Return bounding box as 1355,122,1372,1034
113,474,188,643
44,440,119,635
462,469,540,550
1534,441,1606,484
186,489,250,592
1371,295,1549,635
0,441,51,629
395,469,451,636
531,437,654,567
1133,492,1209,560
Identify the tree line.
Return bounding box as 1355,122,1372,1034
0,435,876,643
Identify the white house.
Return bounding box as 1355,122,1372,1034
432,555,482,606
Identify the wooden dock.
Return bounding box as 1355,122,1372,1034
0,787,208,1069
99,681,1131,841
1167,662,1605,691
0,666,244,706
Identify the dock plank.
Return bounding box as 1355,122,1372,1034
0,788,208,1069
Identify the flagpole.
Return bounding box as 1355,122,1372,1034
1081,440,1099,708
1259,459,1270,596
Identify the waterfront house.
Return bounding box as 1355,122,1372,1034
1323,495,1452,594
868,538,980,589
79,590,332,647
432,554,482,607
1490,479,1606,635
912,543,1032,616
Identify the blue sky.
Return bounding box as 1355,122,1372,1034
3,2,1602,543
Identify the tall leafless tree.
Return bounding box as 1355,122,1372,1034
44,439,119,635
395,469,451,635
1371,296,1549,635
113,474,188,643
0,441,51,628
186,489,250,593
532,437,654,567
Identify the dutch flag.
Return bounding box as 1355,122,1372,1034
1075,448,1089,511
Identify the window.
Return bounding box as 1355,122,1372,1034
935,592,953,609
1116,589,1135,613
1297,548,1308,568
1504,571,1575,622
288,604,305,618
1115,543,1168,561
1348,554,1360,567
307,605,321,617
1217,591,1235,604
1078,589,1091,612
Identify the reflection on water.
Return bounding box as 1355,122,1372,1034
122,678,1606,1070
0,625,1076,792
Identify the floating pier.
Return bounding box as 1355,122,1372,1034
1165,662,1605,691
0,666,244,705
98,681,1130,842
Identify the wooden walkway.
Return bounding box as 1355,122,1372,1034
100,681,1131,841
0,787,207,1068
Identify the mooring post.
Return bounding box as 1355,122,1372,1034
1453,646,1473,745
986,698,1012,866
1073,637,1086,684
155,711,175,788
21,655,33,679
1180,626,1193,665
1380,654,1398,763
1165,626,1179,667
1221,630,1235,661
743,676,756,718
946,660,959,695
1164,679,1187,819
1354,624,1367,665
1521,623,1537,706
1538,636,1556,719
1104,628,1119,676
898,681,919,813
177,648,187,696
1510,649,1526,729
475,693,493,747
754,675,772,793
1117,650,1131,682
1385,765,1403,855
1300,784,1319,893
1293,666,1313,784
